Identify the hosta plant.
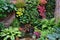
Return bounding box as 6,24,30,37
31,18,55,30
0,27,22,40
41,18,55,30
38,18,55,30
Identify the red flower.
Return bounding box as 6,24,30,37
37,5,46,18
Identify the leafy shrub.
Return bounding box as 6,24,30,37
31,18,55,30
0,0,17,18
37,19,60,40
0,27,22,40
35,25,55,40
16,0,39,24
32,18,55,40
41,18,55,30
16,8,30,24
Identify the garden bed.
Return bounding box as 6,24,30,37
1,0,60,40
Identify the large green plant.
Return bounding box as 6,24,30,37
0,0,17,18
41,18,55,30
17,0,39,24
0,27,22,40
31,18,55,30
37,18,55,40
38,22,60,40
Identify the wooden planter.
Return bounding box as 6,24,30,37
0,12,15,27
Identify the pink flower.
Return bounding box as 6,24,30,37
34,32,40,38
37,5,46,18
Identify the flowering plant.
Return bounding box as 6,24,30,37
16,8,24,17
37,0,47,19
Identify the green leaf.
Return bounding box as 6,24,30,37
3,35,10,40
42,24,47,29
10,35,15,40
3,6,8,10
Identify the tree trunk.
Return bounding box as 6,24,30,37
54,0,60,22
